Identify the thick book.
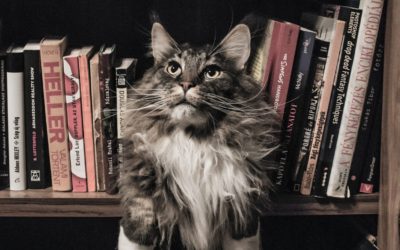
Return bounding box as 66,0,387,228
7,46,26,190
327,0,384,198
299,14,346,195
313,5,363,197
90,52,107,191
79,46,96,192
115,58,137,187
40,37,71,191
0,49,8,189
291,38,329,193
63,49,87,192
99,45,117,194
348,14,384,195
279,28,316,191
24,42,51,189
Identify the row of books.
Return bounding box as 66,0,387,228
248,0,385,198
0,38,137,193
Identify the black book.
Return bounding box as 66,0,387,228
313,6,362,197
115,58,137,181
99,45,118,194
291,38,328,193
24,42,51,189
348,13,385,195
0,49,7,189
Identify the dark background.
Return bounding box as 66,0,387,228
0,0,377,249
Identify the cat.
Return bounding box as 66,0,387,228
118,21,279,250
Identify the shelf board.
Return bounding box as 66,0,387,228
0,188,379,217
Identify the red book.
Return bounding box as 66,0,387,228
63,49,87,192
40,37,71,191
267,21,300,119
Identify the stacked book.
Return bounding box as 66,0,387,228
248,0,384,198
0,38,137,193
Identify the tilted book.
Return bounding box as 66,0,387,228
299,14,345,195
79,46,96,192
313,5,363,197
0,49,8,189
40,37,71,191
64,49,87,192
7,46,26,190
327,0,384,198
24,41,51,189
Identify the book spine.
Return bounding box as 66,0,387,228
40,42,71,191
348,15,385,195
24,49,50,189
79,54,96,192
64,55,87,192
90,54,106,191
116,70,127,188
327,0,384,198
291,39,328,193
300,21,345,195
313,7,362,197
279,29,316,191
100,53,118,194
0,52,8,189
7,50,26,190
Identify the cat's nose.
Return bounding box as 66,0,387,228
179,81,194,92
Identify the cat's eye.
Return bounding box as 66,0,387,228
166,61,182,76
204,65,222,79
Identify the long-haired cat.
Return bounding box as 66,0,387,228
118,22,279,250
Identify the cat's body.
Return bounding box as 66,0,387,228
118,23,279,250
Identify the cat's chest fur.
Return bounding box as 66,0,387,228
145,130,254,249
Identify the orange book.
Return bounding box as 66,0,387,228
79,46,96,192
40,37,71,191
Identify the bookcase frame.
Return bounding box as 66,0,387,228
0,0,398,249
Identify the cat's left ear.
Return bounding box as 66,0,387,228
213,24,251,70
151,22,180,64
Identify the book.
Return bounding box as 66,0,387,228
79,46,96,192
7,45,26,190
63,49,87,192
279,28,316,191
90,52,107,191
291,38,328,193
40,36,71,191
99,45,117,194
313,5,363,197
299,14,345,195
24,41,51,189
115,58,137,188
348,12,385,195
0,49,8,189
327,0,384,198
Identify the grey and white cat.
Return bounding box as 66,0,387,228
118,22,279,250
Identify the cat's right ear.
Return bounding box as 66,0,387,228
151,23,179,64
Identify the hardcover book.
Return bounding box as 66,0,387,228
7,46,26,190
0,49,8,189
299,14,346,195
79,46,96,192
63,49,87,192
327,0,384,198
40,36,71,191
24,41,51,189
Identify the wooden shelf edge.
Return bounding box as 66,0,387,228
0,189,379,217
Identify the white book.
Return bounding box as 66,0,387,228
327,0,384,198
7,46,26,191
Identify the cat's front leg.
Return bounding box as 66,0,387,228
118,134,159,250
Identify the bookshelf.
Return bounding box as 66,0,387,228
0,0,398,249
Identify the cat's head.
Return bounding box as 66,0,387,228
133,22,262,135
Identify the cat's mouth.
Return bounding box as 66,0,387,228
176,99,197,108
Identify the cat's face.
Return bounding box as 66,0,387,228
134,22,252,131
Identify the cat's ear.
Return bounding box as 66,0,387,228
151,22,179,63
213,24,251,70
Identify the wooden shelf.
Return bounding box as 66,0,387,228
0,189,378,217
